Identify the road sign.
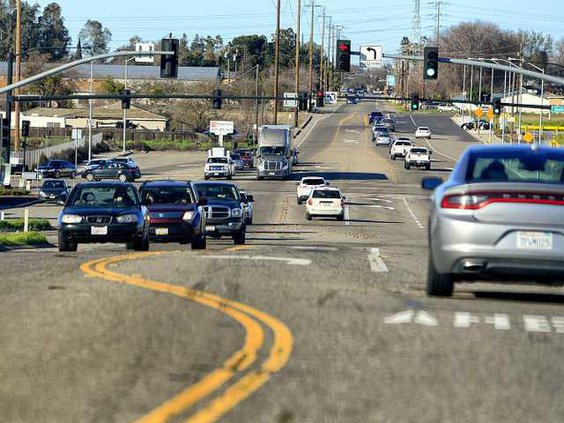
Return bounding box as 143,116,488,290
550,105,564,114
523,132,534,143
71,128,82,141
474,107,484,118
135,43,155,63
283,92,298,108
22,171,39,180
359,45,383,69
209,120,234,136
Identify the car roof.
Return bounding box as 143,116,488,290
302,176,325,180
75,181,135,188
141,180,193,188
194,181,237,187
312,186,340,191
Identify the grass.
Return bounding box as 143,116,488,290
0,188,31,196
25,137,69,150
128,138,256,152
518,114,564,127
0,231,47,246
0,218,52,232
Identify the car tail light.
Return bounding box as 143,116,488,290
441,192,564,210
307,199,313,206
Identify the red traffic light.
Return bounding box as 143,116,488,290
338,42,350,52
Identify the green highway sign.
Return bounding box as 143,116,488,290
551,105,564,113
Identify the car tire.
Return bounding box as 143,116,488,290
405,163,410,170
70,171,76,179
305,211,312,221
58,233,77,252
425,164,431,170
426,252,454,297
85,173,94,181
256,174,263,181
118,173,127,182
297,198,302,205
227,175,232,180
233,230,246,245
191,235,207,250
204,176,209,180
390,155,396,160
246,217,253,225
132,233,150,251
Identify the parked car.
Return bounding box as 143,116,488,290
112,158,142,179
305,187,345,221
415,126,432,139
81,161,139,182
36,160,77,179
57,182,149,252
239,189,255,225
382,118,395,132
423,144,564,297
296,176,329,204
39,179,70,203
437,103,458,112
138,180,207,249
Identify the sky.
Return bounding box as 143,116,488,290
33,0,564,57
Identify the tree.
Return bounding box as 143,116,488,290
0,0,41,59
99,77,124,94
228,34,269,69
37,2,70,61
78,20,112,56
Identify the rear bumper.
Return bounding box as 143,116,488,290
149,221,200,242
205,171,230,178
307,207,343,216
59,222,144,243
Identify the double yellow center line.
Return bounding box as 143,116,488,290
81,252,293,423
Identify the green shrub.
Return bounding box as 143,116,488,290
0,231,47,246
0,188,31,196
0,218,52,231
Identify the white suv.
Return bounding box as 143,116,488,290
405,146,432,170
305,187,345,221
415,127,432,139
296,177,329,204
390,139,413,160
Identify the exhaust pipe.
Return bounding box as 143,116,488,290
462,260,485,273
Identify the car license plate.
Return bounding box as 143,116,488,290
269,172,275,175
213,173,219,176
155,227,168,236
517,231,553,250
206,225,216,232
91,226,108,235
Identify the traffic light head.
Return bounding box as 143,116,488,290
316,90,324,107
212,89,222,110
21,120,30,138
337,39,351,72
160,38,179,78
423,46,439,80
492,97,502,115
121,89,131,110
410,93,420,111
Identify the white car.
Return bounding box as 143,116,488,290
390,140,413,160
404,146,432,170
204,156,235,180
296,176,329,204
305,187,345,221
415,126,432,139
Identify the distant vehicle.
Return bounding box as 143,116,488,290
305,187,345,221
230,153,245,171
405,146,432,170
36,160,77,179
234,149,255,168
437,103,458,112
58,182,150,252
39,179,70,203
415,127,432,139
204,155,235,180
296,176,329,204
461,120,490,130
194,181,247,244
382,118,395,132
390,140,413,160
346,96,359,104
84,159,110,171
368,111,383,124
81,161,138,182
375,128,392,146
138,180,207,249
256,125,293,180
239,189,255,225
423,144,564,297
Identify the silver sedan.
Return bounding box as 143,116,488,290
423,144,564,297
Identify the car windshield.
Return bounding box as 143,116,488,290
302,178,325,185
396,142,411,146
208,157,228,164
195,184,239,201
411,148,428,154
69,185,138,207
259,146,285,155
378,129,390,136
312,190,341,199
466,150,564,183
42,181,66,189
231,154,241,160
141,186,195,204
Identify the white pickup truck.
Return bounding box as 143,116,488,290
389,139,413,160
404,146,432,170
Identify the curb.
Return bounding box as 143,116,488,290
294,115,314,138
0,242,55,252
0,198,42,211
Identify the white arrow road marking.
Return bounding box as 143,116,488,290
203,255,312,266
357,205,395,210
384,309,438,326
368,248,388,272
365,197,393,203
413,311,439,326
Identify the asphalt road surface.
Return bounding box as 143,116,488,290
1,102,563,423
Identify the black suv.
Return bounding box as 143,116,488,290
37,160,77,179
138,180,207,249
81,161,139,182
194,181,247,244
58,182,150,252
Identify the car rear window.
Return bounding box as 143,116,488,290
410,148,428,154
418,127,430,131
467,151,564,183
312,190,341,199
195,184,239,200
208,157,228,163
396,141,411,146
42,181,65,189
303,178,325,185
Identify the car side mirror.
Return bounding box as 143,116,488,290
421,176,443,190
56,200,65,206
247,195,254,203
296,181,300,186
198,197,208,206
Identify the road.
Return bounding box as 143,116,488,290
1,102,563,423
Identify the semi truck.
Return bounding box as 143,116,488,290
255,125,293,180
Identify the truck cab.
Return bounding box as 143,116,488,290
255,125,293,180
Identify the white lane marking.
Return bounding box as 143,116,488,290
291,246,338,251
295,107,339,148
485,314,511,330
409,115,417,128
413,311,439,326
366,197,393,203
523,315,552,332
356,205,395,210
424,138,458,162
344,205,351,226
345,129,360,133
368,248,388,273
384,309,437,326
552,317,564,333
401,197,425,229
343,139,359,143
204,255,312,266
454,312,481,328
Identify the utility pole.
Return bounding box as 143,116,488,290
326,17,332,91
307,0,315,112
255,65,260,144
14,0,22,153
435,0,441,47
319,7,326,93
294,0,301,128
273,0,281,124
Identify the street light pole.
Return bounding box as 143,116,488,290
123,57,134,153
88,61,94,162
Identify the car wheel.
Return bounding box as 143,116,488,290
233,230,246,245
132,233,150,251
58,232,77,252
256,174,263,181
204,176,210,180
336,213,344,221
297,198,302,205
54,170,60,178
425,164,431,170
85,173,94,181
390,155,396,160
305,211,312,221
405,163,410,170
70,171,76,179
118,173,127,182
426,252,454,297
191,235,207,250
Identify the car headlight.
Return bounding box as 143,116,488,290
281,161,289,170
116,214,139,223
39,190,46,197
61,214,83,223
231,208,243,218
182,211,194,221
